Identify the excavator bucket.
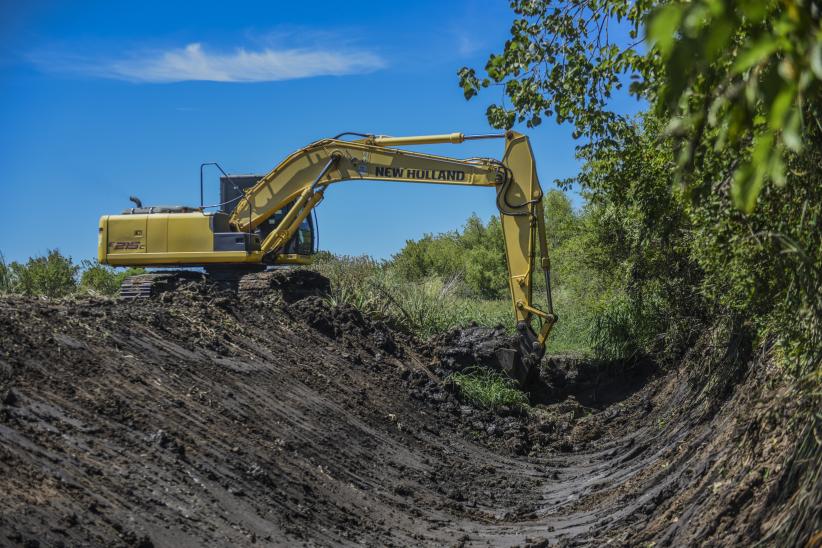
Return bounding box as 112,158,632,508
495,324,544,387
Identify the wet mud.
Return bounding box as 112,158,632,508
0,275,811,546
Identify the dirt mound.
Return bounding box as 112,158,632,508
0,278,814,546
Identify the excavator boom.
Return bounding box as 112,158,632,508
98,131,557,380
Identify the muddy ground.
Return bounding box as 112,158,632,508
0,273,815,546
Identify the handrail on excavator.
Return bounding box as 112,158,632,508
370,132,506,146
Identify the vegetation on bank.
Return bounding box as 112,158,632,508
308,189,601,354
456,1,820,544
457,0,821,378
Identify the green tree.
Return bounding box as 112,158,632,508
392,232,464,283
464,216,507,298
543,189,578,250
392,237,432,281
460,0,822,214
648,0,822,212
392,214,505,296
392,195,586,299
458,0,650,138
460,0,821,370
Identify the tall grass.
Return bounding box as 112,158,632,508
449,367,530,409
0,252,11,294
308,253,511,337
307,252,595,353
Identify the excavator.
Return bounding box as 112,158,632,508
98,131,556,382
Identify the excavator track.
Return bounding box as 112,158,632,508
119,271,205,300
119,268,331,302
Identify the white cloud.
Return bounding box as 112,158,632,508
455,32,481,56
33,42,386,83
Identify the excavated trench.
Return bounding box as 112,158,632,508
0,272,811,546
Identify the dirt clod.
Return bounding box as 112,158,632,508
424,325,518,377
238,269,330,302
2,388,18,406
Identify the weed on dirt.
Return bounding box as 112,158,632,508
449,367,529,410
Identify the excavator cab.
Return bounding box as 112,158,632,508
220,175,317,261
260,201,316,257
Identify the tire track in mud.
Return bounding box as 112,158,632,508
0,284,807,547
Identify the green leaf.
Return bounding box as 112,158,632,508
704,17,734,59
707,95,728,127
739,0,770,23
768,85,796,130
648,4,684,57
732,131,774,213
683,5,710,37
731,162,765,213
664,116,687,137
783,108,802,152
752,130,774,166
769,152,786,186
733,37,780,74
811,42,822,80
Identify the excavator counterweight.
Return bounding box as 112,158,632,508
98,131,557,383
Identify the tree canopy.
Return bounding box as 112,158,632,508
459,0,822,212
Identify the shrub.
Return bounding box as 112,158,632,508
393,234,465,284
392,214,507,298
9,250,79,298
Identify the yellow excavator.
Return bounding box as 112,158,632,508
98,130,556,379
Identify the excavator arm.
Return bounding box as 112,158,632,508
229,131,557,372
228,133,501,243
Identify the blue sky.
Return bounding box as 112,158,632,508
0,1,639,264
